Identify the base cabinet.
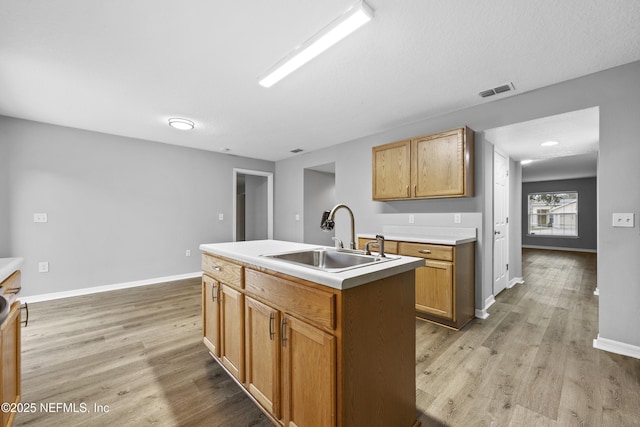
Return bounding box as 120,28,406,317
245,297,280,418
282,314,336,427
415,260,454,319
201,252,418,427
1,272,21,427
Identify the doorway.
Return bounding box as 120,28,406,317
493,149,509,296
303,163,336,245
233,168,273,241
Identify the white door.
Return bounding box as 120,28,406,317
493,149,509,295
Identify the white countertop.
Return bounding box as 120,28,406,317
0,257,24,284
199,240,424,290
359,226,477,245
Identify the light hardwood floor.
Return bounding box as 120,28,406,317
14,249,640,426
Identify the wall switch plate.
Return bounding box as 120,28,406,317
185,249,191,257
218,213,224,221
612,213,635,228
295,214,300,221
34,213,48,223
408,214,415,224
38,261,49,273
454,213,462,224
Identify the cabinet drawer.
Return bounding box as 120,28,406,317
245,269,335,330
398,242,453,261
202,254,244,288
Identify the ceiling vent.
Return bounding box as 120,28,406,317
479,82,516,98
290,148,304,153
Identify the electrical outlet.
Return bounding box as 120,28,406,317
454,213,461,224
295,214,300,221
612,213,635,228
38,261,49,273
408,214,415,224
186,249,191,257
34,213,48,223
218,213,224,221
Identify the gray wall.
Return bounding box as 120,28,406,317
0,138,9,256
522,177,597,251
0,116,274,297
274,60,640,349
244,174,268,241
303,169,335,246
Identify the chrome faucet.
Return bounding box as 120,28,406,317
364,234,386,257
320,204,356,250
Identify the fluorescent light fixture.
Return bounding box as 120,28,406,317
541,140,559,147
521,159,533,165
168,118,195,130
258,1,374,88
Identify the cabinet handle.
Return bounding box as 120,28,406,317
213,266,222,272
21,302,29,327
418,249,431,254
269,313,275,341
211,283,217,302
414,184,417,197
406,185,409,197
280,318,288,347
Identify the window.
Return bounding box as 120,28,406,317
528,191,578,237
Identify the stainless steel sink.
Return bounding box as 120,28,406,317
261,248,396,273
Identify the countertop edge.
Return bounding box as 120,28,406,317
0,258,24,284
199,241,424,290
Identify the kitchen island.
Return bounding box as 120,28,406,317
200,240,424,427
0,257,23,427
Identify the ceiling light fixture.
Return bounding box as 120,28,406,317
521,159,533,165
258,1,374,88
168,118,195,130
541,140,559,147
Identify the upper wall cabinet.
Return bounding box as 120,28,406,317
372,127,474,200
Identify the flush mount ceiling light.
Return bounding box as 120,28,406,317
521,159,533,165
168,118,195,130
258,0,374,88
541,140,559,147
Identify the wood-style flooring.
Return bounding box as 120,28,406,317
14,249,640,426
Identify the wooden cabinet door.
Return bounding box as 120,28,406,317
282,314,336,427
415,260,454,320
372,139,411,200
202,275,220,357
220,284,245,382
245,297,280,419
412,128,465,198
1,302,21,427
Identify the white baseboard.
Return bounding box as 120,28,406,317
593,335,640,360
507,277,525,289
475,295,496,319
522,245,597,253
20,272,202,304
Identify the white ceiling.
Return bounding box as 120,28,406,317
484,107,599,182
1,1,639,162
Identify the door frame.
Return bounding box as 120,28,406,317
233,168,274,241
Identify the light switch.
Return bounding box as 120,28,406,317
612,213,635,228
34,213,48,223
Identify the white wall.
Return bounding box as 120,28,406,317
0,116,274,297
274,60,640,350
